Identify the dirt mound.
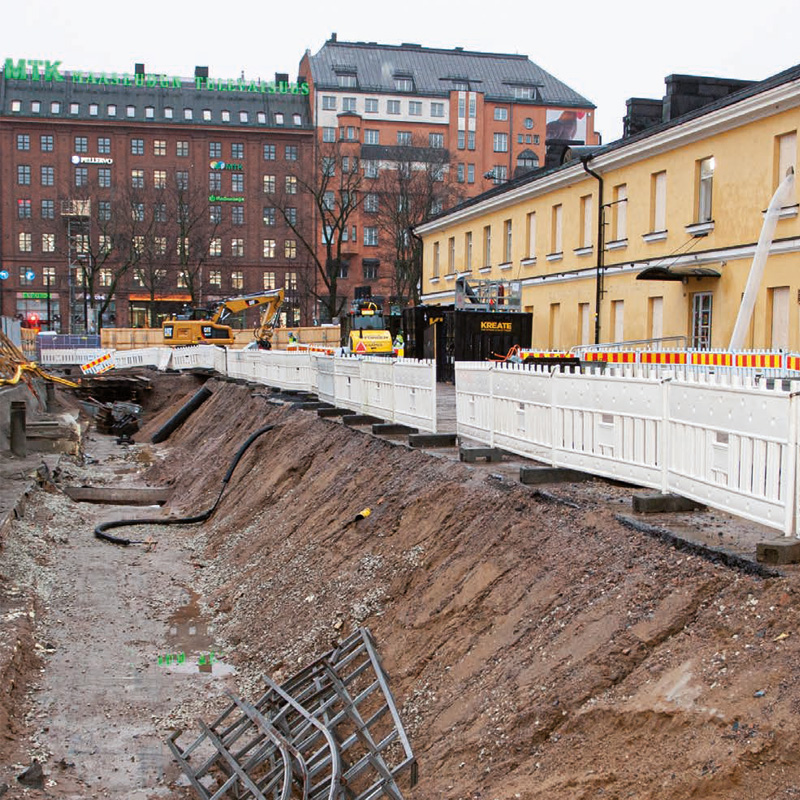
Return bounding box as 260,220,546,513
140,379,800,799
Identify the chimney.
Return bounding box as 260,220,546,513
194,65,208,79
330,32,337,42
622,98,663,138
134,63,145,75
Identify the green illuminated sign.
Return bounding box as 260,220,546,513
22,291,50,299
209,161,243,171
4,58,309,95
209,195,244,203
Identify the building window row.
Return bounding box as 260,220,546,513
321,95,446,118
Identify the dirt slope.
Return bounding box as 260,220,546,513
140,379,800,800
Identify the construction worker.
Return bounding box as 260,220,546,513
287,330,298,348
393,332,405,358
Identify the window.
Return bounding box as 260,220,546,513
98,167,111,188
322,96,337,110
526,212,536,258
397,131,412,145
468,131,476,150
467,164,475,184
155,203,167,222
285,239,297,259
340,125,357,142
613,184,627,240
651,171,667,232
231,239,244,257
321,224,334,244
106,103,116,117
263,271,276,290
431,102,445,118
145,105,154,120
285,176,297,194
16,134,30,151
387,100,401,115
285,145,298,161
164,106,173,119
263,207,276,226
409,101,422,116
365,98,379,113
457,164,465,183
493,132,508,152
551,204,562,254
175,269,188,289
18,265,34,287
95,136,111,154
131,138,144,155
322,191,335,212
209,141,221,158
492,165,507,184
73,136,88,154
468,95,476,118
432,241,440,277
43,266,56,286
364,193,379,213
457,131,465,150
176,171,189,190
131,169,144,188
338,73,358,87
263,143,276,160
209,270,222,288
74,167,88,187
323,127,337,143
202,108,212,121
97,201,110,221
126,104,136,118
394,77,414,92
17,165,31,185
342,97,357,112
263,239,276,258
580,195,593,248
513,86,536,100
429,132,444,148
40,134,53,152
41,199,55,219
232,206,244,225
448,237,455,272
263,175,276,194
50,101,61,114
231,271,244,289
221,110,230,122
40,165,54,186
231,173,244,192
364,129,379,145
209,238,222,256
364,227,378,246
18,199,31,219
209,172,222,192
177,140,189,157
483,225,492,266
503,219,513,262
210,205,221,224
153,169,166,189
364,160,378,178
285,272,298,291
494,107,509,121
232,143,244,159
240,111,249,123
19,232,32,252
132,202,144,221
362,261,378,280
257,112,266,124
777,131,797,186
697,158,714,222
286,207,297,225
184,108,193,120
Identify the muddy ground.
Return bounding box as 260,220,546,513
1,373,800,799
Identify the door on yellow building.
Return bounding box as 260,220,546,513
769,286,790,349
691,292,713,350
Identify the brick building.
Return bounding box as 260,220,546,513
0,59,314,331
300,36,598,314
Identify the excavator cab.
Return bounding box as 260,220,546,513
345,300,394,355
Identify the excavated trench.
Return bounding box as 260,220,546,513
1,372,800,799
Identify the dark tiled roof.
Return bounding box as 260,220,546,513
0,70,313,129
309,40,594,108
431,61,800,221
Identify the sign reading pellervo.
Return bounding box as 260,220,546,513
71,155,114,165
4,58,309,95
480,320,513,332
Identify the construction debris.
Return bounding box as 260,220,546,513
168,628,416,800
0,330,78,389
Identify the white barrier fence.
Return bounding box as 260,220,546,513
457,362,799,536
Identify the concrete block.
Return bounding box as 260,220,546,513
317,408,354,418
520,466,592,485
460,446,504,463
372,423,418,435
408,433,457,449
632,493,707,514
292,401,326,410
342,414,383,427
757,538,800,565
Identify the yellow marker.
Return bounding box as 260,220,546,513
355,508,371,521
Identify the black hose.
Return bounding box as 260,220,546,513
94,424,277,546
151,386,213,444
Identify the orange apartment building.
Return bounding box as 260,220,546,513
300,35,599,316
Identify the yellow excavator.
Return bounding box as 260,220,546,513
162,289,285,347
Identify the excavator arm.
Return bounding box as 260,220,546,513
212,289,285,324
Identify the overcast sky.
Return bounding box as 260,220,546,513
4,0,799,141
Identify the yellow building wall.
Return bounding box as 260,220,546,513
421,104,800,351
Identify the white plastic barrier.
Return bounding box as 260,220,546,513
392,359,437,432
315,355,335,405
114,347,172,370
169,345,218,371
333,357,364,413
39,348,109,366
456,362,800,535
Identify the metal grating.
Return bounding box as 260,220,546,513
168,628,417,800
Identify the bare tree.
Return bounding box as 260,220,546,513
372,138,463,307
273,139,365,322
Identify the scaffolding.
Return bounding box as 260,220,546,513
61,199,91,334
454,277,522,312
169,628,416,800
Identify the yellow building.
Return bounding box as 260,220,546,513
416,67,800,352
